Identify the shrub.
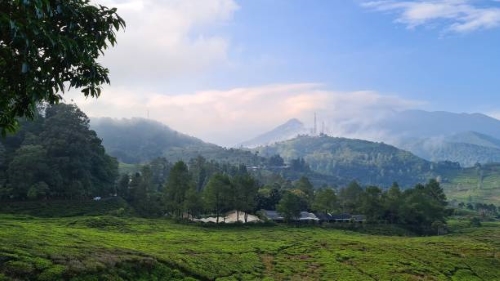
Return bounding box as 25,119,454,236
469,217,482,227
4,260,35,276
38,265,67,281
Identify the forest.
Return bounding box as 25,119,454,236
0,104,118,200
0,104,453,236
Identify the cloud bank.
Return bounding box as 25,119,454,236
362,0,500,33
91,0,238,89
67,84,424,146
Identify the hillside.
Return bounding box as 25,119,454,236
241,111,500,167
401,135,500,167
440,162,500,204
376,110,500,139
255,135,438,187
238,118,308,148
91,117,263,165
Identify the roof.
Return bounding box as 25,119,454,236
330,214,352,220
314,213,333,221
262,210,284,220
351,215,366,221
299,211,319,221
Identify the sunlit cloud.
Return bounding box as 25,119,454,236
485,111,500,121
67,84,425,146
362,0,500,33
90,0,239,88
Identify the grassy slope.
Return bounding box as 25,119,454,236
440,163,500,204
1,215,499,280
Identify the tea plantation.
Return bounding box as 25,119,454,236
1,214,499,280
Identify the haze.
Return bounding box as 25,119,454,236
67,0,500,146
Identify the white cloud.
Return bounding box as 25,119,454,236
66,84,424,146
362,0,500,33
486,111,500,120
91,0,238,88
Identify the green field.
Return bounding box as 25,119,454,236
1,214,499,280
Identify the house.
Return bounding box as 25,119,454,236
261,210,319,223
351,215,366,223
313,213,367,223
330,213,352,222
314,213,334,222
261,210,284,222
298,211,319,222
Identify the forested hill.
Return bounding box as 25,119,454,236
0,104,118,200
255,135,450,187
91,117,263,165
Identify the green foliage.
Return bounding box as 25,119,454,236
203,173,233,223
91,118,264,165
277,191,302,222
294,176,314,206
338,181,363,213
0,197,129,217
1,215,500,280
312,188,338,213
233,173,259,222
1,104,119,200
0,0,125,133
165,161,191,218
256,135,436,187
470,217,482,227
440,162,500,205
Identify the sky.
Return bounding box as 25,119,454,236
68,0,500,146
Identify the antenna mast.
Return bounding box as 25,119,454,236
314,112,317,135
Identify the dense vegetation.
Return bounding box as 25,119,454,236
256,135,438,187
0,105,499,280
440,162,500,204
0,104,118,200
104,150,450,235
0,212,499,280
89,117,500,207
91,117,263,165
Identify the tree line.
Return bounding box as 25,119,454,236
0,103,450,235
119,155,450,234
0,104,118,200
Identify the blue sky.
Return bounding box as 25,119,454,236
221,0,500,111
72,0,500,145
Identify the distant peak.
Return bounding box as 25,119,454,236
285,118,303,125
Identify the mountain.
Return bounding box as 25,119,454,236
243,110,500,167
372,111,500,166
448,131,500,149
375,110,500,140
398,131,500,167
91,117,262,165
238,118,307,148
254,134,444,187
91,117,500,204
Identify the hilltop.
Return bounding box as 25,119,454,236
91,117,263,166
241,110,500,167
254,134,438,187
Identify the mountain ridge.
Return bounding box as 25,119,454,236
237,118,308,148
241,110,500,167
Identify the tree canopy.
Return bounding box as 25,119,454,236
0,103,118,199
0,0,125,133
